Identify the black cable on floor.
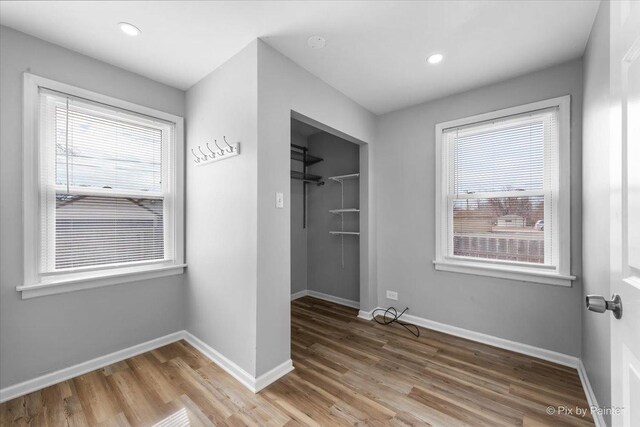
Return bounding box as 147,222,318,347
372,307,420,337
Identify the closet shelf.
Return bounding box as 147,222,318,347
329,231,360,236
290,150,323,166
329,208,360,214
291,170,324,185
328,173,359,182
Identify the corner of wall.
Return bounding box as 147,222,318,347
184,39,260,378
254,39,376,376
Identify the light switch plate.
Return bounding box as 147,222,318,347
276,192,284,209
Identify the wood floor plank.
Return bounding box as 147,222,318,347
72,371,120,425
159,358,233,424
40,383,70,427
105,369,161,426
125,354,180,405
160,395,216,427
0,296,594,426
195,363,291,427
93,412,131,427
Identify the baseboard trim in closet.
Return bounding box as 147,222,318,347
307,290,359,309
291,290,359,309
290,290,309,301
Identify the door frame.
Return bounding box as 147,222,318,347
290,110,377,313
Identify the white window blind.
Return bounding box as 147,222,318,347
39,89,175,273
442,107,559,266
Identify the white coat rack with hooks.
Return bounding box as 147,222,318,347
191,136,240,166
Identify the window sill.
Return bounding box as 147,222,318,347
17,263,187,299
432,260,575,287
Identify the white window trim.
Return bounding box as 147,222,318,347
433,95,575,287
19,73,186,299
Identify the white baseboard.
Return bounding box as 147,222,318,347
183,331,293,393
1,330,295,403
364,308,607,425
366,309,608,425
0,331,185,403
291,290,308,301
357,308,374,320
364,305,585,372
255,359,294,392
307,290,360,309
366,307,579,368
182,331,257,392
577,360,606,427
0,304,602,422
296,289,372,320
291,289,360,309
407,310,579,368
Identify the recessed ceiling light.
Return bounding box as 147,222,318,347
427,53,444,64
118,22,141,37
307,36,326,49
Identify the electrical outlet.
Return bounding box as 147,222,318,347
386,290,398,300
276,192,284,209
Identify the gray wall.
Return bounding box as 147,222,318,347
374,59,584,356
0,26,186,389
290,132,308,295
256,40,376,376
307,133,360,303
185,41,259,377
581,1,611,421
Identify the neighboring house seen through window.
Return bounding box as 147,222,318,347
434,96,574,286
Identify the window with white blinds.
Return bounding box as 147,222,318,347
38,89,174,273
434,97,573,286
446,108,556,265
21,74,184,297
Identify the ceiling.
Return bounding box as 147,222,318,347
0,1,599,115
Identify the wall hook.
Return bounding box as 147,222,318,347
198,146,209,160
213,139,225,156
205,142,216,158
191,148,202,163
223,136,234,153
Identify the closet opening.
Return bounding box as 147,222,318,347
290,116,361,310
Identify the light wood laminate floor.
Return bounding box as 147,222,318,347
1,297,593,426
